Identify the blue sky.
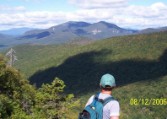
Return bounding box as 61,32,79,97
129,0,167,6
0,0,77,12
1,0,167,11
0,0,167,30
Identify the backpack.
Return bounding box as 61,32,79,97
78,93,115,119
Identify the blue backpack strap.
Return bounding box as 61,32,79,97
102,96,115,106
95,92,100,100
93,93,115,106
92,92,100,106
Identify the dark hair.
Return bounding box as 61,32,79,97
100,85,115,91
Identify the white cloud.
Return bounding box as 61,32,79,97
120,2,167,28
70,2,167,29
128,2,167,18
0,2,167,30
0,5,26,12
69,0,128,9
0,11,72,30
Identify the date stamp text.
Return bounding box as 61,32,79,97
130,98,167,106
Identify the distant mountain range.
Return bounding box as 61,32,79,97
0,21,167,49
138,26,167,34
0,33,14,49
0,27,36,36
20,21,137,42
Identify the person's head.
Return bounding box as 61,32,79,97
100,73,116,91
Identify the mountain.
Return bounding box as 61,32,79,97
0,32,30,50
0,33,15,49
19,21,137,44
0,33,7,48
1,21,167,50
0,33,6,38
138,26,167,34
80,21,137,39
0,28,40,50
0,27,36,36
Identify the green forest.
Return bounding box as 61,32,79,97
1,31,167,118
0,55,80,118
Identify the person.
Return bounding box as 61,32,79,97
85,73,120,119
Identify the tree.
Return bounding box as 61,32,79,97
0,55,36,118
35,78,76,119
5,48,17,67
0,55,78,119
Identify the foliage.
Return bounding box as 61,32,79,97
0,56,77,119
35,78,75,119
0,94,14,119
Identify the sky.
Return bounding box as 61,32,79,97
0,0,167,30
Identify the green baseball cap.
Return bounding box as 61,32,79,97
100,73,116,88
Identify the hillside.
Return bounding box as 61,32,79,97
12,31,167,118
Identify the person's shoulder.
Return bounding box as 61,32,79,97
90,95,95,99
88,95,95,102
111,99,119,104
108,99,120,107
85,95,95,107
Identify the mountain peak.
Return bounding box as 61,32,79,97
98,21,108,24
66,21,91,28
97,21,119,28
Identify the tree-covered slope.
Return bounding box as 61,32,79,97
12,31,167,118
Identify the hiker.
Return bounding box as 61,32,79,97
79,73,120,119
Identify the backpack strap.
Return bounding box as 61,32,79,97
92,92,100,106
94,92,100,100
102,96,115,106
94,92,115,106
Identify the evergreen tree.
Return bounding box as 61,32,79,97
0,55,78,119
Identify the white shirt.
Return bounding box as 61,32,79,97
85,93,120,119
